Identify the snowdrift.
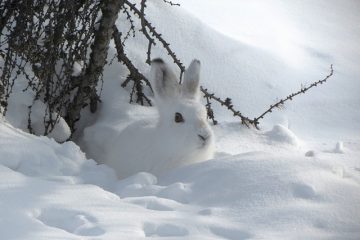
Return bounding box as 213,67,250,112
1,121,360,239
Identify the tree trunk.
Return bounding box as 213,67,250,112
66,0,125,132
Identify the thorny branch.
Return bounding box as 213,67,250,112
162,0,180,7
120,6,136,45
201,65,334,129
200,86,255,127
140,0,155,65
253,64,334,126
203,89,217,125
124,0,185,81
112,25,152,106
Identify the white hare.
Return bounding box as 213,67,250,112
104,58,215,178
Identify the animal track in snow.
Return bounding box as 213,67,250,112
198,208,213,216
157,182,192,203
291,183,317,199
305,150,316,157
210,226,252,240
37,208,105,236
126,196,180,211
143,222,189,237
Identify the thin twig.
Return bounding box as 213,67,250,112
120,5,136,45
113,25,152,106
200,86,255,128
140,0,155,65
124,0,185,81
203,91,218,125
253,64,334,126
162,0,180,7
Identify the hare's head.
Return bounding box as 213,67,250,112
150,58,214,154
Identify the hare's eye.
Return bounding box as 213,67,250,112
175,112,184,123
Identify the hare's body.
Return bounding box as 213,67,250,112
104,59,214,178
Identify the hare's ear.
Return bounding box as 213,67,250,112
182,59,201,100
150,58,180,100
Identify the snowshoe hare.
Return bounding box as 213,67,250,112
104,58,215,178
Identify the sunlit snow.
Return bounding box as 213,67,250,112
1,0,360,239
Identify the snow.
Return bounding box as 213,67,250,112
5,79,71,143
1,0,360,239
334,141,345,154
265,124,300,146
1,121,360,239
179,0,360,139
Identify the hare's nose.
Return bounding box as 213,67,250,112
198,133,211,147
198,134,207,142
198,131,211,143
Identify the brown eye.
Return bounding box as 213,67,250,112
175,112,184,123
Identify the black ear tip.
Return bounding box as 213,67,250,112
152,58,164,64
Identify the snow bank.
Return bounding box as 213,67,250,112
1,120,360,239
265,124,300,146
173,0,360,139
0,121,117,189
5,79,71,142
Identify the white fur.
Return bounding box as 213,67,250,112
104,59,215,178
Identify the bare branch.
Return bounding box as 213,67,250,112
140,0,155,65
120,5,136,45
124,0,185,81
253,64,334,125
203,90,218,125
112,25,152,106
162,0,180,7
200,86,255,128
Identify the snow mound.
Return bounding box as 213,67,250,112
37,209,105,236
1,121,360,239
333,141,345,154
5,80,71,142
0,122,117,189
265,124,300,146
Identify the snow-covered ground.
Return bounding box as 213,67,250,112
2,121,360,239
1,0,360,239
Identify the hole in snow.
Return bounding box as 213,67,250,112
143,222,189,237
37,208,105,236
